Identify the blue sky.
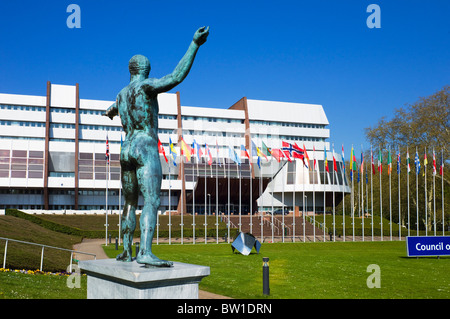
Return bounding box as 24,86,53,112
0,1,448,155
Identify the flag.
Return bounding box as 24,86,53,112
105,134,110,164
229,147,241,165
371,148,376,175
414,150,421,175
240,144,252,165
360,150,364,174
333,148,338,172
378,149,382,173
192,140,202,161
350,146,355,172
397,150,400,174
204,143,212,165
324,147,329,173
158,139,168,163
251,140,261,169
406,149,411,173
303,144,310,169
440,151,444,176
424,150,428,167
341,145,345,171
271,148,284,163
281,141,293,162
387,149,392,175
432,149,436,176
357,170,360,183
180,137,191,162
261,141,271,160
169,137,177,166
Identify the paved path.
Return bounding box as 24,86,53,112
73,239,231,299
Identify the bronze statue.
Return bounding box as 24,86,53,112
103,27,209,266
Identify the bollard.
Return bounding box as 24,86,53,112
109,234,111,244
135,242,140,257
115,237,118,250
262,257,270,296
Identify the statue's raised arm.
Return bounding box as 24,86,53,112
145,26,209,96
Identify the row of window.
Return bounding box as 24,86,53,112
182,116,244,124
250,120,327,129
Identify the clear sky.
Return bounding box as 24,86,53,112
0,1,448,156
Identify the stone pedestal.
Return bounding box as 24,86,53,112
78,259,210,299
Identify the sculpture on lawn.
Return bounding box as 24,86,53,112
103,27,209,267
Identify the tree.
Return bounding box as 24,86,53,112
364,85,449,232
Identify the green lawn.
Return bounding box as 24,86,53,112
104,241,450,299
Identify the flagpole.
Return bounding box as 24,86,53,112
105,134,109,246
407,146,410,237
205,149,208,244
416,147,419,235
371,145,374,241
388,145,392,241
313,146,316,242
237,149,242,234
323,143,327,242
433,147,436,236
303,153,306,243
227,154,230,243
168,157,172,245
442,149,445,236
260,156,264,244
350,144,355,241
215,144,219,244
361,146,364,242
271,155,274,243
282,156,285,243
379,146,383,241
293,157,296,243
118,159,122,247
424,147,428,236
341,145,346,242
398,147,401,240
331,143,336,242
250,154,253,235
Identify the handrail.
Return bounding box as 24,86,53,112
0,236,96,273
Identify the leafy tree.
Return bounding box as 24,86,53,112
362,85,449,232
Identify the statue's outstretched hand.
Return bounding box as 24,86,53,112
193,26,209,46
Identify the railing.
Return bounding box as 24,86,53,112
0,237,96,273
306,216,328,235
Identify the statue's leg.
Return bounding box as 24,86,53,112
116,169,138,262
135,159,173,267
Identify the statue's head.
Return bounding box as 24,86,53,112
129,54,150,78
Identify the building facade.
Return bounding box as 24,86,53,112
0,82,350,214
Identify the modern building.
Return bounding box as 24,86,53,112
0,82,350,214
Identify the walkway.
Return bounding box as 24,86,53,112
73,238,231,299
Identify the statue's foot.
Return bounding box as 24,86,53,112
116,250,132,262
136,252,173,267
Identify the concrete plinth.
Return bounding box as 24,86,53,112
78,259,210,299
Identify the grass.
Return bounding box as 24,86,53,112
0,215,82,271
104,241,450,299
0,270,86,299
1,211,448,299
322,215,422,237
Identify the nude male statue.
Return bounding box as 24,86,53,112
103,26,209,266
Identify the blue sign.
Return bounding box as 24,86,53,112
406,236,450,257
